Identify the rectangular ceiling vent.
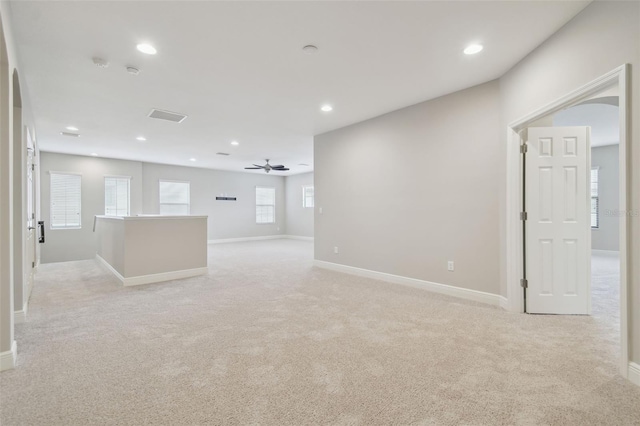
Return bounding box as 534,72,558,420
148,108,188,123
60,132,80,137
216,152,230,156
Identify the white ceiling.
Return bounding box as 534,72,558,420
9,1,590,175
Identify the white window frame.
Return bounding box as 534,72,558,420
159,179,191,215
49,171,82,230
255,186,276,224
302,185,314,208
591,167,599,229
104,175,131,217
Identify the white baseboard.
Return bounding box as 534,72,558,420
314,260,504,308
96,255,207,287
208,235,284,244
208,235,314,244
498,296,509,310
0,341,17,371
629,362,640,387
592,249,620,255
14,301,28,324
122,267,208,287
283,235,314,242
95,254,126,283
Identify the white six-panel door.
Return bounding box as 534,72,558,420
525,127,591,315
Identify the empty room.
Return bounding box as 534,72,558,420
1,1,639,425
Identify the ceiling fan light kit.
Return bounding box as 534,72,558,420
244,159,290,173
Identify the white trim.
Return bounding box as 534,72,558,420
283,235,314,242
14,301,28,324
314,260,504,308
207,235,313,244
628,362,640,387
122,267,207,287
591,249,620,255
208,235,283,244
96,255,206,286
95,254,125,282
498,296,509,310
505,64,630,380
0,341,17,371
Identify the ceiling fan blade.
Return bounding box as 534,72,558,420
253,164,266,168
273,168,290,171
244,167,262,169
270,165,284,169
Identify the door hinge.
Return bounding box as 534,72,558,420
31,164,35,171
520,211,528,221
32,261,35,268
520,278,528,289
520,143,528,154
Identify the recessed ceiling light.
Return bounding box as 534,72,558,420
136,136,147,141
230,140,239,146
189,158,196,162
66,126,79,131
298,163,310,166
136,43,157,55
302,45,318,54
60,132,80,137
90,153,98,157
464,44,483,55
321,105,333,112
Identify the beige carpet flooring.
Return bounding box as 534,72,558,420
1,241,638,425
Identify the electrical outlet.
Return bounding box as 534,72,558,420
319,207,323,215
447,261,454,272
334,246,339,254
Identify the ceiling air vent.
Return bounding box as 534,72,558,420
148,108,188,123
60,132,80,137
216,152,230,156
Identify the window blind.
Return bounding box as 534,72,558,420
50,173,81,229
591,168,599,228
303,185,314,208
256,187,275,224
105,177,130,216
159,180,190,215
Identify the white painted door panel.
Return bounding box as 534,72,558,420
526,127,590,314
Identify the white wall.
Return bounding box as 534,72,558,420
39,153,143,263
498,1,640,364
315,81,501,294
38,153,289,263
591,145,619,251
0,5,40,368
285,172,314,238
141,162,285,241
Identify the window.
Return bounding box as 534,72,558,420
105,176,131,216
50,172,81,229
591,167,599,228
302,185,314,208
256,187,275,224
159,180,190,215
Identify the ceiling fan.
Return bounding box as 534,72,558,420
244,159,289,173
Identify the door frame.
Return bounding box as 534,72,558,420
505,64,629,378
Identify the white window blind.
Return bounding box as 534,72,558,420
256,187,275,224
50,172,81,229
105,177,131,216
591,168,599,228
159,180,190,215
302,185,314,208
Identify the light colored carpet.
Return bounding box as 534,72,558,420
0,241,638,425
